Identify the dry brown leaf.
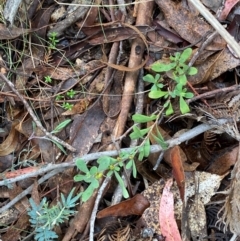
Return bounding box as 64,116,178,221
97,194,150,218
0,24,31,40
62,99,90,115
0,123,19,156
69,101,105,156
189,48,240,85
155,0,226,51
207,145,238,175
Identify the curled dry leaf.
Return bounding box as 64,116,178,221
97,194,150,219
159,179,182,241
170,146,185,201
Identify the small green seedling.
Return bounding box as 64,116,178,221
143,48,197,115
55,94,64,101
44,76,52,84
67,89,76,98
48,32,59,49
62,102,73,110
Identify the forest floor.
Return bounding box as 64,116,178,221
1,0,240,240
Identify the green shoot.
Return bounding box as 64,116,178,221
62,102,73,110
48,32,59,49
44,76,52,84
66,89,76,98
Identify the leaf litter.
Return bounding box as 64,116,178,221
1,0,240,240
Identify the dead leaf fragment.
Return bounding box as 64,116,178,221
0,123,19,156
62,99,90,115
0,24,31,40
159,179,182,241
155,0,226,50
97,194,150,218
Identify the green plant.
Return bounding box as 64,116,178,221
44,76,52,84
74,113,168,202
143,48,197,115
66,89,76,98
62,102,73,110
55,94,64,101
48,32,59,49
74,155,132,202
28,188,81,241
74,51,198,203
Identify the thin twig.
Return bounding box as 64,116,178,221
187,85,240,104
0,73,76,152
0,122,214,187
111,68,145,205
89,176,111,241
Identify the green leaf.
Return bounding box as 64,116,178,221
156,83,164,89
97,156,111,172
89,166,98,175
151,62,176,72
138,148,144,161
143,74,156,83
75,159,89,173
107,170,113,177
188,66,198,75
143,138,150,157
91,178,100,188
82,185,95,202
132,114,157,123
130,126,150,140
152,128,168,150
184,92,194,98
74,174,87,182
179,96,190,114
166,102,174,116
126,160,133,169
50,140,67,155
176,74,187,85
64,188,81,207
51,119,72,134
114,171,129,198
132,160,137,178
179,48,192,63
149,90,168,99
